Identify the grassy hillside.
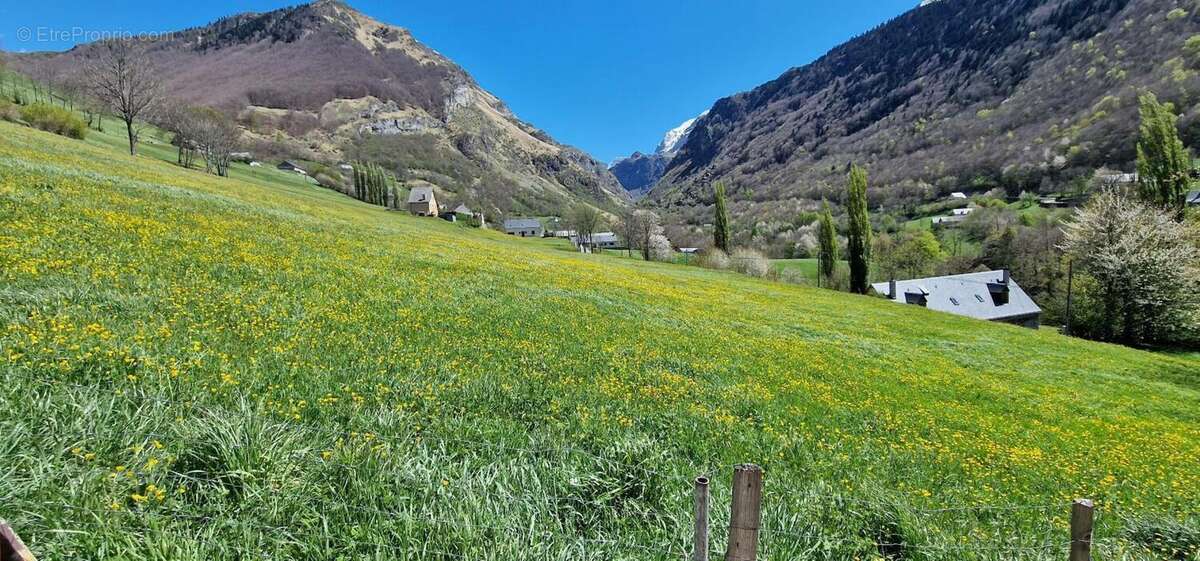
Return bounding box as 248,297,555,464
769,258,854,284
1,120,1198,560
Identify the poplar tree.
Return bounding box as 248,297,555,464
353,162,365,201
817,199,838,283
846,165,872,294
713,182,731,252
1136,92,1191,219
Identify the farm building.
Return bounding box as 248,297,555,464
1099,172,1138,186
571,232,623,251
407,187,439,217
438,203,482,223
871,270,1041,328
504,218,544,237
277,161,306,174
932,215,966,226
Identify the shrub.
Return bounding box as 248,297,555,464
779,268,810,285
697,248,730,270
730,248,770,278
0,98,18,123
20,103,87,139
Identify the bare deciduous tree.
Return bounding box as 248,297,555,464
87,41,161,156
626,209,664,261
568,204,603,251
194,108,240,177
150,103,240,177
154,103,199,168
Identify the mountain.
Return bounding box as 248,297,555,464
650,0,1200,223
608,151,667,198
656,111,708,157
609,111,707,196
18,0,628,216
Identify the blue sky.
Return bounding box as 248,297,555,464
0,0,917,162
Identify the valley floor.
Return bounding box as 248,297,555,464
1,121,1198,560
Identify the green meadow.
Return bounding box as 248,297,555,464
1,118,1198,560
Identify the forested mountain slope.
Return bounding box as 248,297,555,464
653,0,1200,223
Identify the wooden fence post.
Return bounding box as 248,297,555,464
0,520,37,561
1070,499,1094,561
693,476,710,561
724,464,763,561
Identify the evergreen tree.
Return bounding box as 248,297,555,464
1136,92,1191,219
353,162,365,201
817,199,838,283
713,182,731,252
846,165,872,294
370,164,381,205
368,164,378,205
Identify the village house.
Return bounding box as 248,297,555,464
1186,190,1200,206
407,187,439,217
871,270,1042,328
949,192,968,200
504,218,544,237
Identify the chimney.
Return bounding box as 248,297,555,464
888,279,897,300
1002,269,1011,286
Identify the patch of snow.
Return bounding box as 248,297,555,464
655,110,709,157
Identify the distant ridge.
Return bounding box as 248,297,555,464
17,0,629,216
650,0,1197,225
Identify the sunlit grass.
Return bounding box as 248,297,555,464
1,120,1198,560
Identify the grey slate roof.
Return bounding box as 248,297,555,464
1186,190,1200,205
503,218,543,231
407,187,435,204
572,232,620,245
453,204,473,214
591,232,620,244
870,270,1041,322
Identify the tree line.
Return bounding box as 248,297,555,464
703,91,1197,349
5,41,243,181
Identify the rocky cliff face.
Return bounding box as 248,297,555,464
651,0,1200,223
609,152,668,198
24,0,628,215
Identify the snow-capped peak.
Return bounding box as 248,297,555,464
655,111,709,157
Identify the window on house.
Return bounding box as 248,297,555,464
950,297,960,306
975,294,985,303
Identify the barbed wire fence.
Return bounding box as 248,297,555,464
2,376,1191,560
